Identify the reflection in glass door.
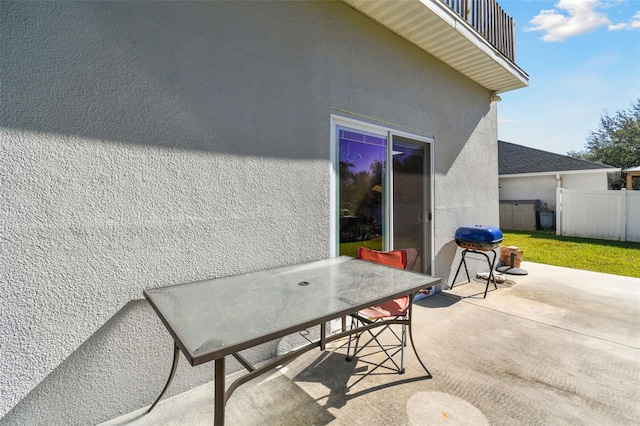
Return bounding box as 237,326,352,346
337,127,387,255
392,136,431,274
334,120,433,274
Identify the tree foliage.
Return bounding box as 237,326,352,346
339,160,383,218
567,99,640,170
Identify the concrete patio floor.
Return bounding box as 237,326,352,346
103,261,639,425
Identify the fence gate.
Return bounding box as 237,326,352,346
557,188,640,242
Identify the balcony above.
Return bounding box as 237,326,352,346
341,0,529,94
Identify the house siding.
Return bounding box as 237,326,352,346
500,175,559,208
500,173,609,208
1,1,498,424
563,173,609,191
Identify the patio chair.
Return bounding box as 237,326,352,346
346,247,411,374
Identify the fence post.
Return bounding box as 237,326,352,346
556,187,563,236
620,188,627,241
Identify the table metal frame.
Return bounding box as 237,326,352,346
143,257,440,425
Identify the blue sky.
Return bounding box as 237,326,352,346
497,0,640,155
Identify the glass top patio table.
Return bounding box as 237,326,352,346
144,256,441,367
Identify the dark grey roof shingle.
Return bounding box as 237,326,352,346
498,140,617,175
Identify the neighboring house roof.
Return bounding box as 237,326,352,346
498,140,620,177
623,166,640,172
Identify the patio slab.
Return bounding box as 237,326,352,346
103,262,640,425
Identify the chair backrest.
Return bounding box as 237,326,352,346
356,247,408,270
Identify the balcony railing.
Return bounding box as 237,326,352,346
441,0,515,63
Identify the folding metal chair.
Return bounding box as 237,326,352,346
346,247,411,374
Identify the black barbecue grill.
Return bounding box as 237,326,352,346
451,225,503,298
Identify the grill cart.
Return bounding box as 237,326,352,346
451,225,503,298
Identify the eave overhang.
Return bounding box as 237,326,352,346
500,168,621,179
341,0,529,94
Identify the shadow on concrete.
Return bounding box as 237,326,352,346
293,350,431,413
416,292,462,309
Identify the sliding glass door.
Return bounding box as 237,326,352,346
337,127,387,252
333,118,433,274
391,136,431,273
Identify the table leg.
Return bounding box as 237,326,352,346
320,323,326,351
407,295,432,378
214,357,226,426
147,342,180,413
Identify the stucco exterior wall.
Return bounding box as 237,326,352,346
563,172,609,191
1,1,498,424
499,172,609,208
499,175,558,208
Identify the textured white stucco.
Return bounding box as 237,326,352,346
500,172,609,208
1,1,500,424
499,175,558,208
563,173,609,191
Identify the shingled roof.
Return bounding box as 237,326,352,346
498,140,618,176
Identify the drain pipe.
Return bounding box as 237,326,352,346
556,174,562,236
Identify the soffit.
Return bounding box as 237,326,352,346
341,0,529,93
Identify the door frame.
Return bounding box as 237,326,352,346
329,114,435,275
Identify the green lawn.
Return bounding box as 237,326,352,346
339,231,640,278
339,237,383,258
502,230,640,278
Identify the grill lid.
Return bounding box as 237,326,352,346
455,225,503,243
455,225,503,250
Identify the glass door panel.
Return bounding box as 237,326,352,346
392,136,431,273
337,127,386,256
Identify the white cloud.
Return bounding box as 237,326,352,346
608,22,628,30
609,11,640,31
525,0,611,42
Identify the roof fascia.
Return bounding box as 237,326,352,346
500,168,621,178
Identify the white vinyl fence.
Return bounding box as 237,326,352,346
556,188,640,242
